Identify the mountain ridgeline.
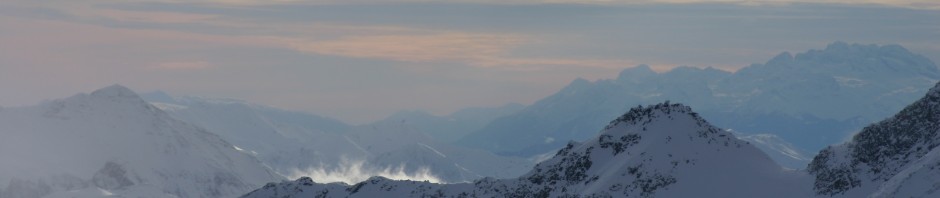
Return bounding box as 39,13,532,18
242,102,812,197
238,42,940,197
459,42,939,160
244,80,940,197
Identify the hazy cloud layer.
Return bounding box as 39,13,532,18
1,0,938,123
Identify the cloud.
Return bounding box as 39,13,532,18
71,7,220,24
287,33,525,63
285,33,639,70
287,158,443,184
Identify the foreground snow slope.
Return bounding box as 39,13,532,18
0,85,282,198
809,81,940,197
242,102,812,197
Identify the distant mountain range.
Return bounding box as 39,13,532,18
458,42,939,165
375,103,524,143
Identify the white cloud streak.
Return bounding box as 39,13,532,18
287,158,443,184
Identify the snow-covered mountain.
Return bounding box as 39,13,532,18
808,81,940,197
459,42,938,163
140,92,359,175
241,102,812,197
0,85,282,198
141,93,533,184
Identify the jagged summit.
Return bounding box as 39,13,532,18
928,80,940,95
617,64,656,81
796,42,937,78
739,42,938,77
606,102,704,130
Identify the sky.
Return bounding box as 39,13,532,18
1,0,938,124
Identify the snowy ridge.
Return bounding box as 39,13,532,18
808,81,940,197
0,85,283,197
241,102,812,197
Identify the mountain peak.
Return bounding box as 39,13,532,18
767,52,794,65
618,64,656,82
91,84,140,99
824,41,851,51
606,101,703,130
44,85,155,119
927,81,940,95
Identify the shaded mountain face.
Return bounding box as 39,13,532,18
142,93,533,184
241,103,812,198
459,42,939,160
0,85,282,198
808,81,940,197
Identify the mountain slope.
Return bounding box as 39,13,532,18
142,93,533,184
808,81,940,197
0,85,282,198
869,146,940,198
242,102,812,197
459,42,938,160
141,92,359,174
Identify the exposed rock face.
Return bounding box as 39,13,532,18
808,81,940,197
